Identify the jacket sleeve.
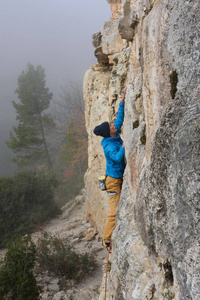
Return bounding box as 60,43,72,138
114,102,125,132
106,145,125,163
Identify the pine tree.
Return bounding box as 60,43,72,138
7,64,55,169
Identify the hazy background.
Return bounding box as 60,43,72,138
0,0,111,175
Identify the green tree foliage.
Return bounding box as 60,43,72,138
36,232,95,282
6,63,55,169
0,171,60,247
0,236,39,300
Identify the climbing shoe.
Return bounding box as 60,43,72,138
102,240,112,253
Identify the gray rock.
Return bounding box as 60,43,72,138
48,283,60,292
92,31,102,48
52,291,66,300
118,1,134,41
74,288,97,300
85,227,97,241
49,278,59,285
81,219,87,225
94,47,109,65
66,289,74,298
118,17,134,41
84,222,92,228
41,291,50,299
71,237,80,244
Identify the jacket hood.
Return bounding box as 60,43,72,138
101,133,121,147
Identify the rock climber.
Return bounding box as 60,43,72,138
93,88,127,251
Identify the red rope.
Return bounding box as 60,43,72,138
105,243,111,300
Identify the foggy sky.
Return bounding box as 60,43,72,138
0,0,111,174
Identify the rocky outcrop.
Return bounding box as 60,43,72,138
83,0,200,299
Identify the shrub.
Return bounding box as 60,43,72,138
0,171,61,247
36,232,95,282
0,236,39,300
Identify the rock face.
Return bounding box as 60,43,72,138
83,0,200,299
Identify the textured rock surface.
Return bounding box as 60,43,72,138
83,0,200,299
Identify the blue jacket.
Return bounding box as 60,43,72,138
101,102,125,178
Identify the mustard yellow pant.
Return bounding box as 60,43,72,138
103,176,123,240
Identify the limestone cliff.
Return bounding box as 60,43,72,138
83,0,200,299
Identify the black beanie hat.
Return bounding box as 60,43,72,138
93,122,110,137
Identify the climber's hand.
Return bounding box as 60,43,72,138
123,87,127,95
122,142,125,148
120,87,127,103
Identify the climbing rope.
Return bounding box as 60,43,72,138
105,243,111,300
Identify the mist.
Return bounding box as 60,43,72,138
0,0,111,175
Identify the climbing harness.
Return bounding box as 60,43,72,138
105,243,112,300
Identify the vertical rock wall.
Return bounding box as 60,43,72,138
83,0,200,299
